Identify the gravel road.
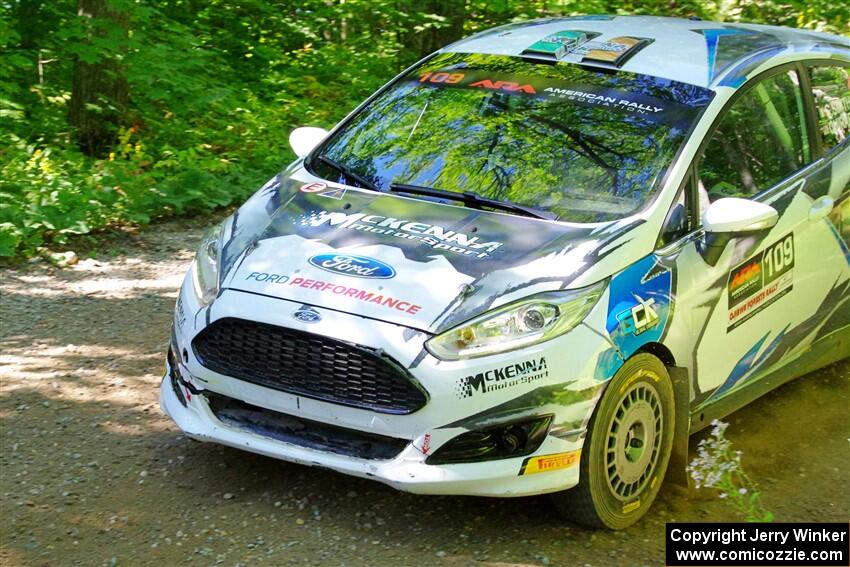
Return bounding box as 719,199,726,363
1,213,848,567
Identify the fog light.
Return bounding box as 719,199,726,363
426,415,552,465
499,425,529,453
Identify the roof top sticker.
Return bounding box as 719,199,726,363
578,36,654,67
522,30,600,60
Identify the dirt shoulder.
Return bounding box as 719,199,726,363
1,214,848,567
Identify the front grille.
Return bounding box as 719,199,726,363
192,318,427,414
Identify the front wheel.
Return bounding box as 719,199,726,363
551,353,675,529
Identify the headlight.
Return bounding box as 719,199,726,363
191,221,225,305
426,281,606,360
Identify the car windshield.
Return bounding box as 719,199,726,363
310,52,714,223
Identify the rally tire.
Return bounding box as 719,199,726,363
551,353,675,529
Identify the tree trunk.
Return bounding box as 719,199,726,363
68,0,129,158
14,0,43,51
407,0,466,58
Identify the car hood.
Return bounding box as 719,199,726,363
219,172,648,334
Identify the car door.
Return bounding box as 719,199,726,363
657,63,848,412
798,61,850,350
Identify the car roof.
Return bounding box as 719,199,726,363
443,15,849,89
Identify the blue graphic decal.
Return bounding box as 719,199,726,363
709,325,789,400
826,221,850,266
605,255,672,361
593,346,624,381
698,28,754,83
717,46,783,88
693,28,784,85
308,254,396,279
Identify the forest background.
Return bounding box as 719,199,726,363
1,0,847,258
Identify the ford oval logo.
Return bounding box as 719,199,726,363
308,254,396,279
293,305,321,323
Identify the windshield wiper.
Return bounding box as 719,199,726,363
317,155,377,191
389,183,558,221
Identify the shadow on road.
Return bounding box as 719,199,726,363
1,215,848,566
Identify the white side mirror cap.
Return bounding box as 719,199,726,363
289,126,329,158
704,197,778,234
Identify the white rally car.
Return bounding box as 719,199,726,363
161,16,850,528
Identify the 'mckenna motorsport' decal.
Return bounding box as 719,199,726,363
456,357,549,399
727,233,794,331
299,209,504,259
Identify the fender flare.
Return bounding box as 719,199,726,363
667,365,692,487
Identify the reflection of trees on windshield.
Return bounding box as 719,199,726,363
316,53,711,223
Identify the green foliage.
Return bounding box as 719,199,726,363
0,0,847,257
689,420,774,522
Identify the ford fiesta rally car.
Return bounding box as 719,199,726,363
161,16,850,528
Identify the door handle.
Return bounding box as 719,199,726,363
809,196,834,220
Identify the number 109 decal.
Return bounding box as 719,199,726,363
727,233,795,331
416,70,539,95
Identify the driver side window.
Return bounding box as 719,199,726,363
698,69,810,202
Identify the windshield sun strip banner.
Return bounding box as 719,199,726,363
411,68,700,125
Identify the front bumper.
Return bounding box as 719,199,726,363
161,282,618,497
160,362,581,497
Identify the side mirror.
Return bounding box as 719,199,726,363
289,126,328,158
704,197,778,234
700,198,778,266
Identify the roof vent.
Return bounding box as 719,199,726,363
579,36,654,67
522,30,600,60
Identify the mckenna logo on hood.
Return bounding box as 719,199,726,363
456,357,549,399
300,210,503,258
